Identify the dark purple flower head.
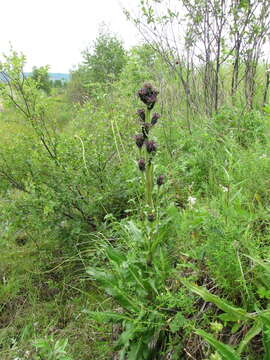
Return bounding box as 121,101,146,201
145,140,157,154
138,83,159,110
138,159,146,171
148,213,155,222
157,175,165,186
134,134,144,149
137,109,145,122
151,113,160,125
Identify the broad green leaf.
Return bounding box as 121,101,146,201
105,287,140,312
106,247,126,265
182,280,252,321
125,221,144,244
219,313,242,323
116,327,135,347
86,268,113,285
86,268,140,312
196,329,240,360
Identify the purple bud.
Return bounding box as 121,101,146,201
138,83,159,110
148,213,155,222
134,134,144,148
145,140,157,154
138,159,146,171
151,113,160,125
142,123,151,138
157,175,165,186
137,109,145,121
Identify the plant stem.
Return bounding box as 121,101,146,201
145,109,154,209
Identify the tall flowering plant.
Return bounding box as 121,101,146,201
87,84,176,359
135,84,164,217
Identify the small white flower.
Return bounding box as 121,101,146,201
260,154,267,159
187,196,196,207
220,184,228,192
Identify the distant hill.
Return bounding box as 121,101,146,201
48,73,70,82
24,72,70,82
0,72,70,83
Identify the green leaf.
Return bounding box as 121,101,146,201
125,221,144,244
128,339,144,360
219,313,241,323
87,311,131,323
86,268,112,285
245,255,270,273
237,321,262,354
263,325,270,360
106,287,140,312
195,329,240,360
117,327,135,347
86,268,140,312
106,247,126,265
181,280,252,321
260,311,270,327
169,312,186,333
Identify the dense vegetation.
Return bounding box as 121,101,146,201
1,1,270,359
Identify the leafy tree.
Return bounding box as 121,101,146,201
67,65,90,104
67,26,127,103
82,25,127,84
31,65,51,95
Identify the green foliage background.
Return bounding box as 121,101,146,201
0,16,270,360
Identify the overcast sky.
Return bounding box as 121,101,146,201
0,0,140,73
